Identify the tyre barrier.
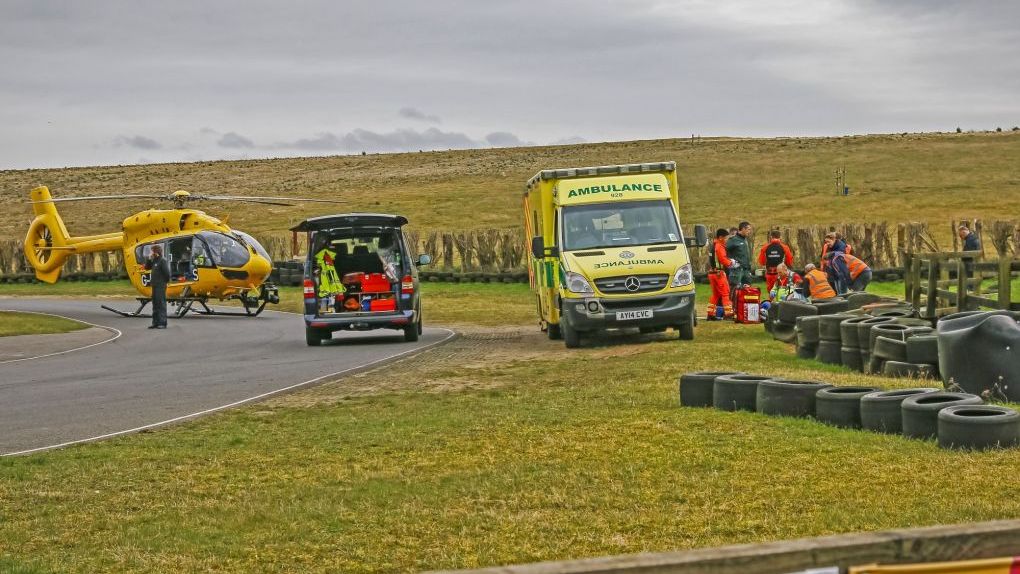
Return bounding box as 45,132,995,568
815,386,881,428
856,316,898,354
815,340,842,364
679,371,744,408
771,323,797,344
779,300,817,324
840,347,864,372
813,298,850,315
796,342,817,360
901,392,983,440
846,292,883,309
906,334,939,365
818,313,854,342
873,336,908,363
839,316,873,349
755,379,832,417
860,388,939,434
796,315,821,344
713,374,771,412
937,310,1020,402
938,405,1020,450
882,361,938,379
867,323,915,351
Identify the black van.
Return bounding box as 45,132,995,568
291,214,431,346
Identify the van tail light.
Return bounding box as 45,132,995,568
303,279,315,299
401,275,414,295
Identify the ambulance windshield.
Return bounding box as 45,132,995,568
561,200,680,251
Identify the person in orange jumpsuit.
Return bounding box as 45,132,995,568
707,228,735,320
758,229,794,298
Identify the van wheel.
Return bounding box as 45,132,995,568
305,327,324,347
404,312,421,342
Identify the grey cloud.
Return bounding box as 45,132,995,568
484,132,532,148
218,132,255,148
114,135,162,150
282,127,480,153
398,107,441,123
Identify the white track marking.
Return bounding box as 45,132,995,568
0,310,122,365
2,327,457,457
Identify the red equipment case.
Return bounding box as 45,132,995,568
733,286,762,324
360,273,391,293
369,298,397,312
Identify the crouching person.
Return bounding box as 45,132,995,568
803,263,837,301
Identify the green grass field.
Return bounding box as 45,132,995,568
1,131,1017,241
0,310,87,337
3,280,1018,573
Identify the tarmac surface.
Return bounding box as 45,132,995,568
0,299,453,455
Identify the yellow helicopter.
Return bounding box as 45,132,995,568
24,185,340,318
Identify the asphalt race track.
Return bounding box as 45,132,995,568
0,299,454,455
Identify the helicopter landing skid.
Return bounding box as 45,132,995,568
190,298,269,317
100,298,152,318
100,295,269,318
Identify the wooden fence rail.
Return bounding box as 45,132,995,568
904,252,1020,319
427,519,1020,574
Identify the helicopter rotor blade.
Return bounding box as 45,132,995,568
194,195,345,204
30,194,166,203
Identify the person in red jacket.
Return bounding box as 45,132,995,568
758,230,794,298
706,228,735,320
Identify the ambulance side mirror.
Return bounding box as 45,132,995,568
685,224,708,248
531,236,544,259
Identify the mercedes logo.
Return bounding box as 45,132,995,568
624,276,641,292
619,250,635,259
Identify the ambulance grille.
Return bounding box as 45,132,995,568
595,274,669,294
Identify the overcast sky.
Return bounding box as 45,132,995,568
1,0,1018,169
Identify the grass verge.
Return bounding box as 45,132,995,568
0,310,87,337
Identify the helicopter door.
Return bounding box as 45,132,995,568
166,237,197,283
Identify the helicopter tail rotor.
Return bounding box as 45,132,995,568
24,186,124,283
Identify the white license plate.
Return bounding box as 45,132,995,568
616,309,653,321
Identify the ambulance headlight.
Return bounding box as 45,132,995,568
565,271,594,294
670,263,693,287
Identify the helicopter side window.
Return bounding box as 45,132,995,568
134,242,165,265
198,231,250,268
232,231,272,263
192,236,214,268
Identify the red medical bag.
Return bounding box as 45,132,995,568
733,286,762,324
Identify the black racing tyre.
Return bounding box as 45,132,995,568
679,371,744,407
892,318,932,328
816,386,882,428
819,314,854,342
859,349,871,371
779,300,817,324
906,335,939,365
869,323,914,351
815,340,842,364
814,298,850,315
772,323,797,344
867,355,885,375
796,315,821,344
796,328,816,350
901,392,983,440
796,343,818,359
847,292,883,309
938,405,1020,450
873,336,908,362
860,388,939,434
839,316,873,348
756,379,833,417
873,308,915,319
841,347,864,372
857,317,897,352
713,374,772,412
882,361,938,379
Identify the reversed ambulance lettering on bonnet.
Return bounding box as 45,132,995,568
594,259,665,269
566,183,663,198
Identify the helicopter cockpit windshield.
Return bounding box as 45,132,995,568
232,230,272,263
198,231,250,268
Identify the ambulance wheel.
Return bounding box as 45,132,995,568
562,317,581,349
678,318,695,341
547,323,562,340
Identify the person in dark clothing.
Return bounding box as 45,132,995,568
725,221,754,292
959,225,981,279
144,244,171,329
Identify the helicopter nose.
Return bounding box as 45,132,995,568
250,255,273,281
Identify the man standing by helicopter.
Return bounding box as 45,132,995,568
145,244,171,329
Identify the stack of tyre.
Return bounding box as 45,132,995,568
271,261,304,286
679,371,1020,450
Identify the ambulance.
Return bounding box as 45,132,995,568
524,162,707,348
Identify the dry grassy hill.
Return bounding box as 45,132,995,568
1,131,1018,240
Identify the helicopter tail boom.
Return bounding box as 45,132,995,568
25,186,124,283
